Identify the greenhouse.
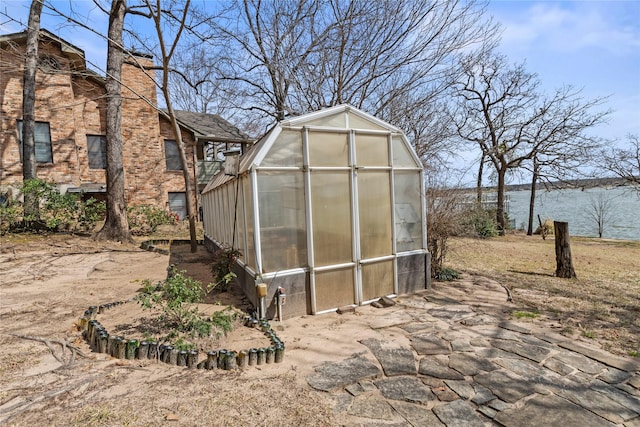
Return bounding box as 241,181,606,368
201,105,430,318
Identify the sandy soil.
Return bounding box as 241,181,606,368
1,232,637,425
0,234,339,426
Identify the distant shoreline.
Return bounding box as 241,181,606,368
460,177,634,193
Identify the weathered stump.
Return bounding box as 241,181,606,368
554,221,577,278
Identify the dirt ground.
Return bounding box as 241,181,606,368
1,232,638,426
447,234,640,356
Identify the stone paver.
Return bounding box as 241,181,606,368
543,357,576,376
307,353,381,392
491,338,552,363
443,380,475,400
389,400,444,426
598,367,632,384
551,350,607,375
450,339,474,352
448,352,497,376
347,395,395,420
419,357,465,380
361,338,416,376
375,376,436,403
304,289,640,426
494,394,616,427
495,356,549,378
427,305,475,322
591,380,640,414
432,400,485,427
558,341,640,372
411,333,451,355
471,384,495,405
474,370,533,403
557,386,639,423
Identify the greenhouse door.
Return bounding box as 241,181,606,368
356,171,394,302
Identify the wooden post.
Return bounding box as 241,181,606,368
554,221,577,278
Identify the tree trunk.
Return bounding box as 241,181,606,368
96,0,132,243
495,167,506,235
476,154,484,205
22,0,43,220
554,221,576,278
165,107,198,253
527,161,539,235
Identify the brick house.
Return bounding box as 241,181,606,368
0,29,252,218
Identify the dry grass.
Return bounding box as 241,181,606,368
445,233,640,356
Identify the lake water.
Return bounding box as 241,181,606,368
507,186,640,241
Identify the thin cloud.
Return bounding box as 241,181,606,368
495,2,640,56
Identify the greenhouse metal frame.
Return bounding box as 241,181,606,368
201,105,430,317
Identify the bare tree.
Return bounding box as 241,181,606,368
21,0,44,221
601,134,640,191
586,193,615,238
453,51,609,233
139,0,199,252
96,0,132,242
168,45,234,115
207,0,496,128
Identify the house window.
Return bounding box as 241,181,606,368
87,135,107,169
17,120,53,163
164,140,181,171
168,192,187,220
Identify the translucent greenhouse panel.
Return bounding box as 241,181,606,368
258,171,307,272
349,113,387,131
394,172,423,252
305,111,346,128
361,260,394,301
314,267,355,311
358,172,392,259
308,131,349,167
223,184,231,245
235,181,245,260
355,134,389,166
260,129,303,167
311,172,353,267
392,135,420,167
242,175,256,270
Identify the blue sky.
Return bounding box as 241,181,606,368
486,0,640,142
2,0,639,143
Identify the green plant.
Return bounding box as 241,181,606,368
210,246,242,291
0,204,21,235
435,267,461,281
127,204,177,235
172,337,195,351
513,310,540,319
629,350,639,358
582,330,595,339
136,268,213,338
210,307,240,338
461,207,498,238
5,179,106,232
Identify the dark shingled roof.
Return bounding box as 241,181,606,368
171,110,252,143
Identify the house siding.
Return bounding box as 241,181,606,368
0,32,197,210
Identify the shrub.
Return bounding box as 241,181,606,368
435,267,461,281
426,186,465,278
0,204,21,235
136,269,243,347
136,267,214,337
1,179,105,233
461,207,498,238
211,246,242,291
127,204,177,235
